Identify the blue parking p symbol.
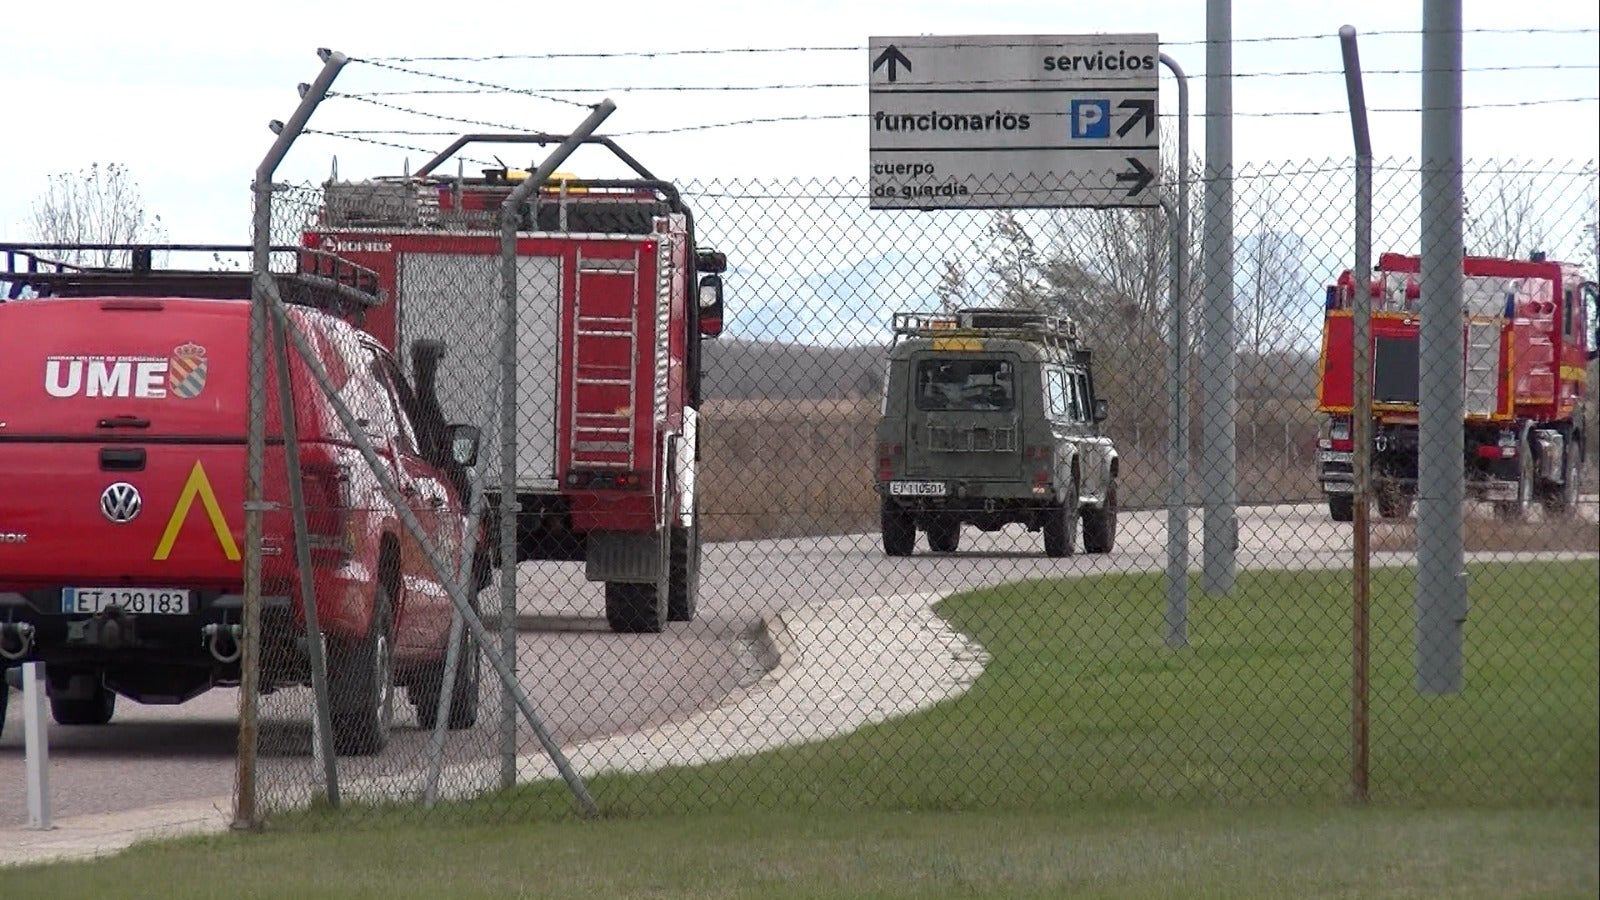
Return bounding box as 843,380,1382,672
1071,100,1111,139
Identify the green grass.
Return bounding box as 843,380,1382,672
2,561,1595,897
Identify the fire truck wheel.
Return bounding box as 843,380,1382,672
1042,476,1079,558
926,517,961,553
1328,495,1355,522
1542,443,1582,519
606,582,667,634
330,585,395,756
1494,436,1535,523
881,499,915,557
1082,479,1119,554
50,680,116,726
667,522,699,622
0,676,7,738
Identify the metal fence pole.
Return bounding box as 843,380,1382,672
1417,0,1467,695
1201,0,1239,596
268,308,340,804
1159,52,1191,647
238,48,348,830
498,101,618,790
22,662,51,830
1339,23,1373,804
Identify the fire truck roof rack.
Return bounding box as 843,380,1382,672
0,243,384,311
319,132,699,237
892,307,1084,351
413,132,660,181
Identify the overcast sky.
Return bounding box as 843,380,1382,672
1,0,1595,244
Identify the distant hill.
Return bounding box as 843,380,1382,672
703,338,885,400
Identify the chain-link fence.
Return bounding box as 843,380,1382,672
237,152,1599,826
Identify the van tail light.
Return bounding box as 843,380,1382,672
301,462,353,563
877,442,903,482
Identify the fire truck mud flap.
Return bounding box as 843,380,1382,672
586,530,667,583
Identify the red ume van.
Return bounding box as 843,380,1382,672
0,244,482,754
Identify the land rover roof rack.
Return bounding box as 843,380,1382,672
0,243,383,312
891,306,1083,349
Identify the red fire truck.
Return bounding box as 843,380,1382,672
1315,251,1598,522
303,133,726,633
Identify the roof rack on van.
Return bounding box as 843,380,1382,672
0,243,383,312
891,306,1084,351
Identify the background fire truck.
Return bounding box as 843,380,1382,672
1315,251,1599,522
303,133,727,633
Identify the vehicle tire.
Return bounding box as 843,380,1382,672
1081,478,1119,554
1328,494,1355,522
410,617,480,732
1376,486,1413,520
1494,432,1534,522
667,519,699,622
606,581,666,634
329,585,395,756
926,517,961,553
881,499,915,557
1042,475,1079,558
1541,440,1582,520
50,680,116,726
0,678,8,738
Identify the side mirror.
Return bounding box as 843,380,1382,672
698,274,724,338
1093,399,1109,422
448,424,481,467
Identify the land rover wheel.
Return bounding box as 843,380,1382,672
330,586,395,756
881,499,915,557
606,582,667,634
50,679,116,726
1043,476,1079,558
1081,479,1118,554
926,517,961,553
1328,495,1355,522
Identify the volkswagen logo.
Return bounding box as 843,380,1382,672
101,482,143,524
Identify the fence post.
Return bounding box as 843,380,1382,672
238,48,349,830
23,662,51,830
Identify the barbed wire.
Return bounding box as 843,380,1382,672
336,63,1600,98
365,27,1600,63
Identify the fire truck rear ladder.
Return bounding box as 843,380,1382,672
1464,320,1501,418
569,249,642,470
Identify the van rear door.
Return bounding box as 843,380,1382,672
0,297,256,587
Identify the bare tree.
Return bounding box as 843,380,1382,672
934,258,971,313
29,162,167,267
1464,174,1549,259
1237,191,1307,359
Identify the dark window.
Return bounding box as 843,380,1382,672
915,357,1016,411
1373,335,1420,405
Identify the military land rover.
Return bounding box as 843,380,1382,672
874,308,1119,557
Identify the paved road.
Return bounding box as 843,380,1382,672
3,499,1589,826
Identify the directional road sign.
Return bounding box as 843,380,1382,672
868,33,1160,210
